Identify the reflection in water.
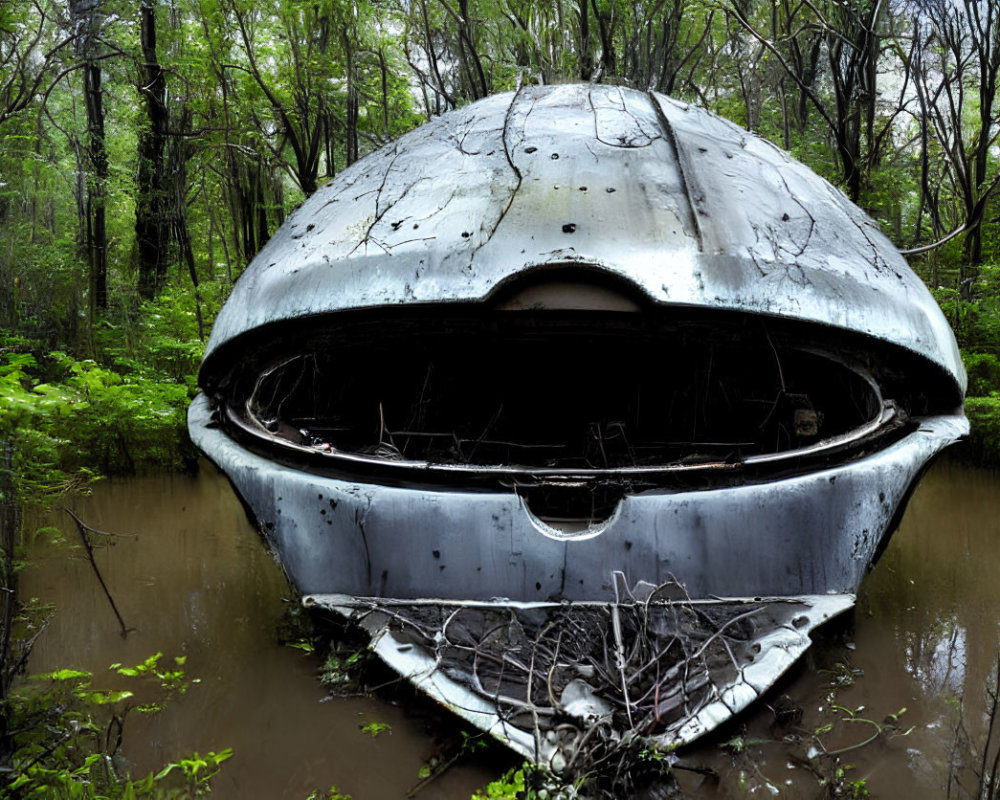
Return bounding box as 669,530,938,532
20,455,1000,798
866,455,1000,712
677,455,1000,798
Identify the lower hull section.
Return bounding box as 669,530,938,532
189,393,964,602
306,590,855,767
188,393,964,758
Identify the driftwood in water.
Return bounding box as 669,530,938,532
65,508,132,637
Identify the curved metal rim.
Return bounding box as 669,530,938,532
223,400,901,481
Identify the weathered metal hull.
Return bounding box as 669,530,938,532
190,396,962,602
190,84,967,762
189,395,963,762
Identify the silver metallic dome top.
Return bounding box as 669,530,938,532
202,84,963,394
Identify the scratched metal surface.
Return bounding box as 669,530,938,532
201,84,963,395
188,396,966,601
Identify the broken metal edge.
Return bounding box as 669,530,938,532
302,592,856,766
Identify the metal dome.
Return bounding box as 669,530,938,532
201,83,964,398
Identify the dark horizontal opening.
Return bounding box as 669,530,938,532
234,310,883,471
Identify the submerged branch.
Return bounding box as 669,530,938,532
65,509,131,638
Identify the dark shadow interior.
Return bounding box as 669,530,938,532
238,310,882,470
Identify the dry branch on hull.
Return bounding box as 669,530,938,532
322,577,849,783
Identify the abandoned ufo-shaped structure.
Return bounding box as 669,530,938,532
189,84,966,764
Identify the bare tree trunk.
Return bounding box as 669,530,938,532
590,0,616,77
578,0,593,80
343,31,359,166
83,61,107,311
71,0,108,314
168,106,206,340
136,0,169,300
0,443,21,771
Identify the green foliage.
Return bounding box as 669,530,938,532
926,267,1000,465
849,777,871,799
472,767,526,800
318,648,368,692
861,162,918,242
153,750,233,786
101,286,224,390
963,396,1000,465
109,653,198,711
934,283,1000,354
470,763,586,800
305,786,352,800
963,352,1000,397
8,749,233,799
6,654,229,798
0,324,199,504
359,721,391,738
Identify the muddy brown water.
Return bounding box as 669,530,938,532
20,455,1000,798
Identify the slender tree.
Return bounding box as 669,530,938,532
69,0,108,312
135,0,169,299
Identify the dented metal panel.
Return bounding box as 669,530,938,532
201,84,964,396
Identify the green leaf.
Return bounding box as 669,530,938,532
36,668,91,682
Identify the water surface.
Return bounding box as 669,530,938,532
22,456,1000,797
23,463,502,799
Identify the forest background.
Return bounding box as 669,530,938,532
2,0,1000,794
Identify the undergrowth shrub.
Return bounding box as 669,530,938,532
0,287,216,502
